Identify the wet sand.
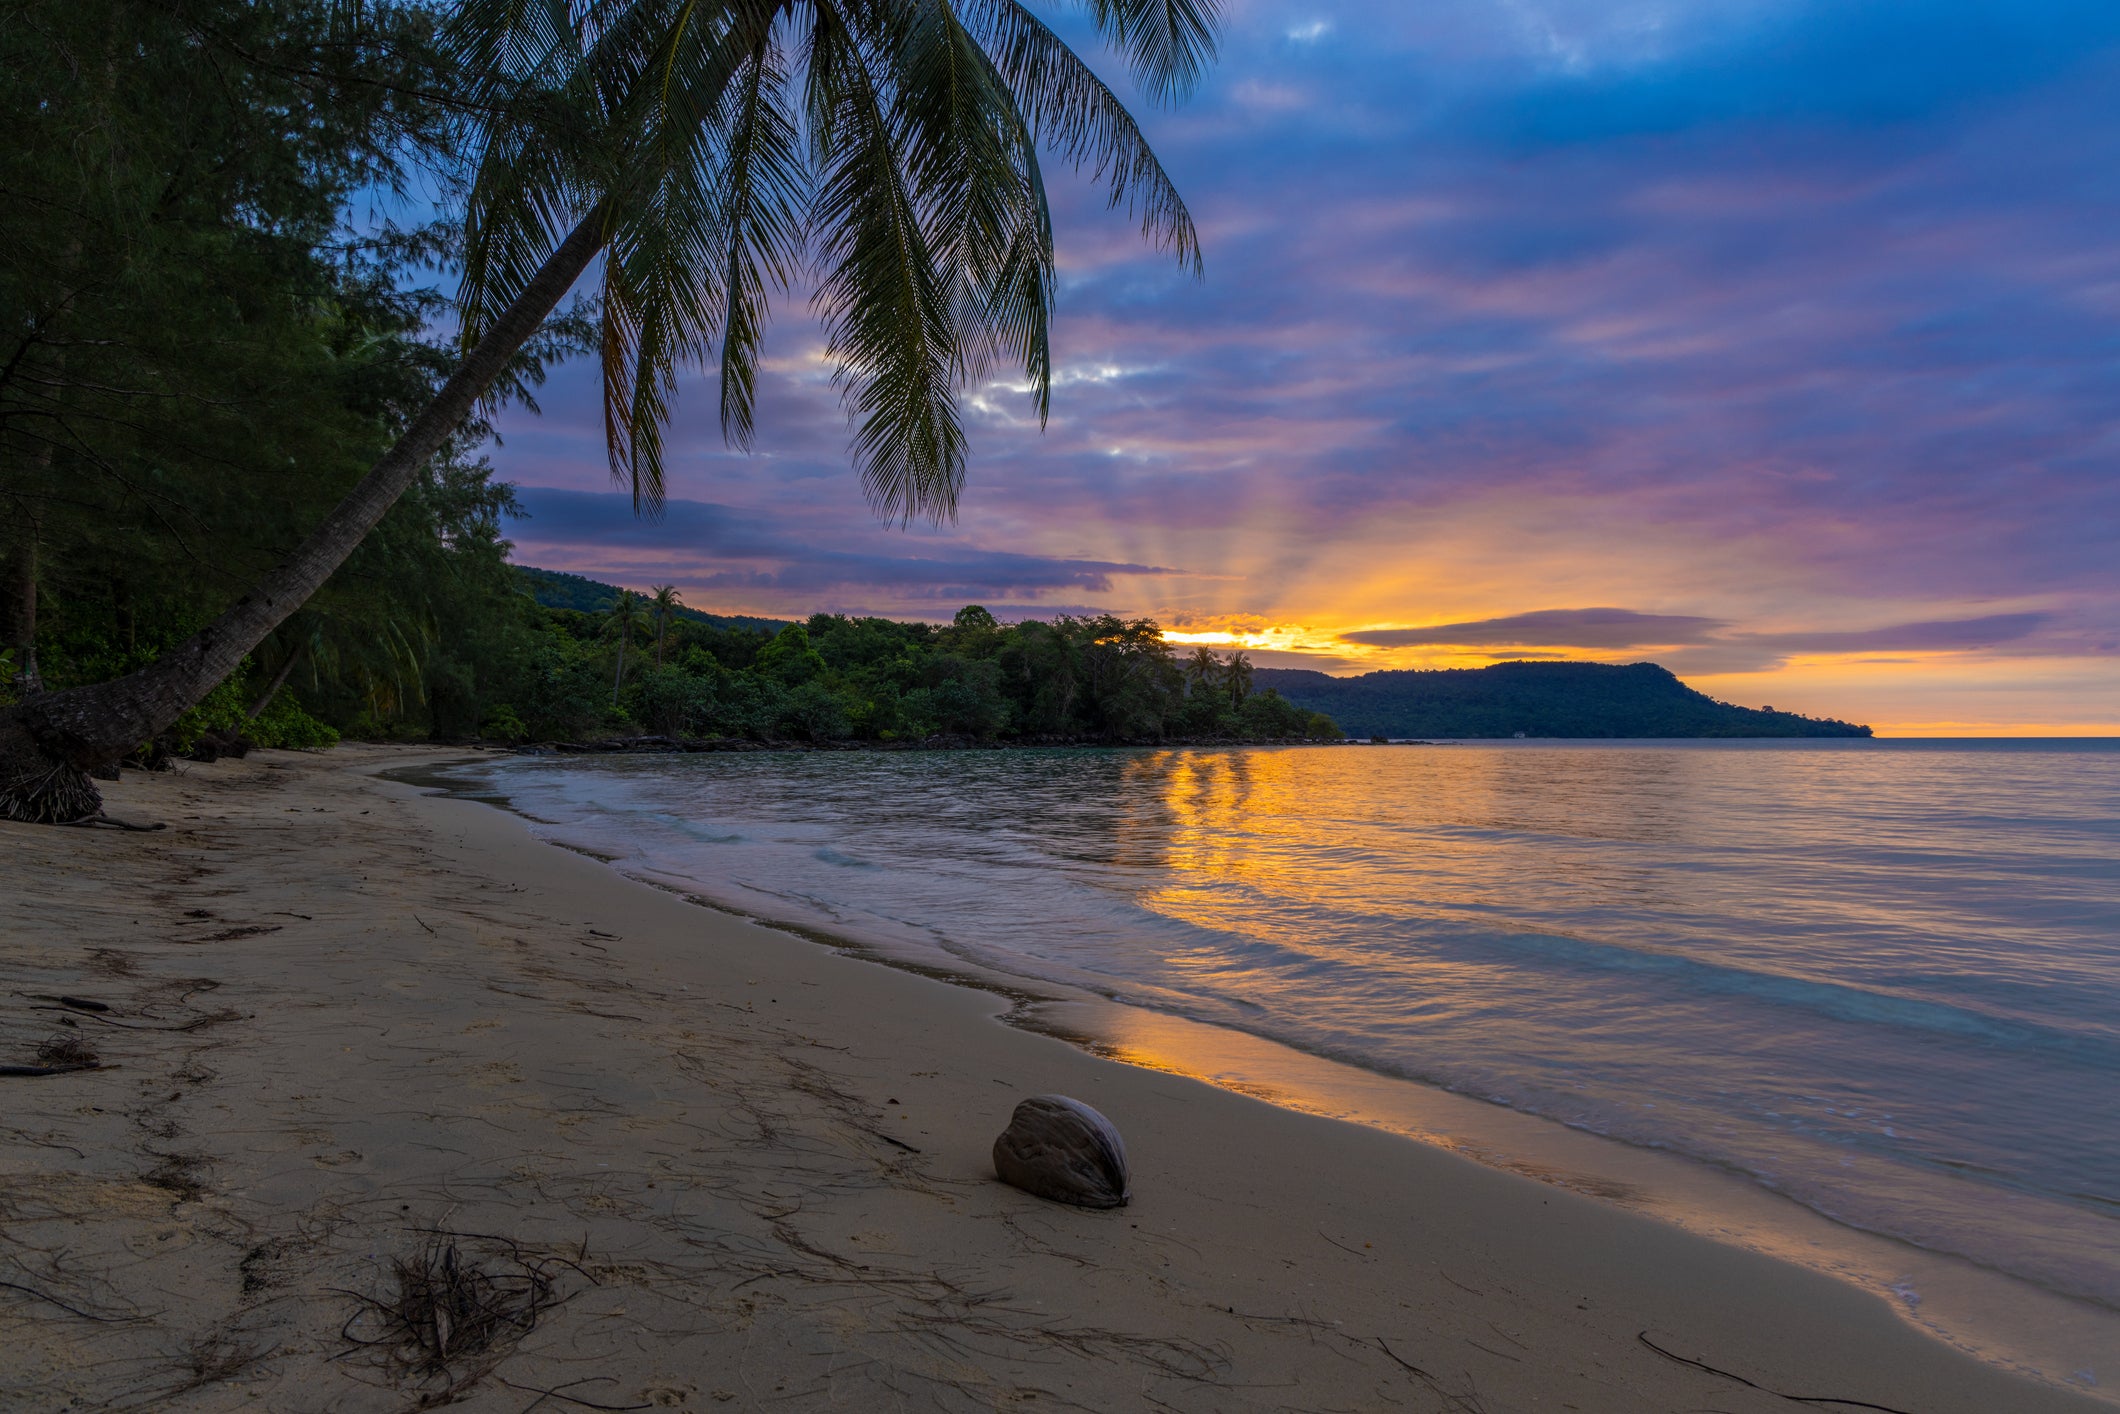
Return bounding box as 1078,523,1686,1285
1,744,2104,1412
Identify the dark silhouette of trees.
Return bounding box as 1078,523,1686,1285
604,590,644,701
649,585,683,667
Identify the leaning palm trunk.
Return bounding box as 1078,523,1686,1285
2,0,1216,824
0,214,608,822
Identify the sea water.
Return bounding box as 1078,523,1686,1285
447,740,2120,1340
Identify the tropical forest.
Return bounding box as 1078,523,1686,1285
1,0,1329,780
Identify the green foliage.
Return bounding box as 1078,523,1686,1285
623,665,719,737
479,705,530,743
517,630,614,741
0,0,578,755
3,0,456,656
756,624,829,687
22,476,1344,745
388,592,1340,746
781,680,850,741
249,689,341,751
166,679,253,754
168,671,337,752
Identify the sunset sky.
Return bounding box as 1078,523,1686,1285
488,0,2120,735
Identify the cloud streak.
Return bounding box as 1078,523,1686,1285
1340,607,2059,676
485,0,2120,729
1344,609,1727,649
510,487,1177,613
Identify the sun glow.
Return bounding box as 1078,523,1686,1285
1160,625,1334,653
1157,620,1525,672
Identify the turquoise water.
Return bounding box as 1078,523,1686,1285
464,740,2120,1312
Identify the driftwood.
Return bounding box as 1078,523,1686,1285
992,1095,1131,1208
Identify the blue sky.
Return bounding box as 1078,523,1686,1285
487,0,2120,731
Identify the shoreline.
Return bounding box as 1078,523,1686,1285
422,747,2120,1395
480,729,1880,756
2,743,2107,1412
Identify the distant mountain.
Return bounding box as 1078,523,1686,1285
513,566,788,634
1252,661,1871,739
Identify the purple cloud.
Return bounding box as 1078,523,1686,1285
1340,607,2058,675
1747,613,2051,655
1344,609,1728,649
509,487,1176,616
482,1,2120,723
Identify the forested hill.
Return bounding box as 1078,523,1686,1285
515,567,787,634
1252,661,1872,738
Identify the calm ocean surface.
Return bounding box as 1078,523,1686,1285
460,740,2120,1313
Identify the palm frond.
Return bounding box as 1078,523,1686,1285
448,0,603,347
1083,0,1219,104
441,0,1217,529
807,0,965,525
716,29,807,448
958,0,1200,273
599,0,788,509
891,0,1051,407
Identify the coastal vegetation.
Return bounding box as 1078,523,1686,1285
1,0,540,759
6,548,1337,747
506,599,1340,745
12,529,1875,748
0,0,1220,819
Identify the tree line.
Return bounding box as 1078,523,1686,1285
511,596,1339,745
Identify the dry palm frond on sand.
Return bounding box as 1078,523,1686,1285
338,1233,573,1396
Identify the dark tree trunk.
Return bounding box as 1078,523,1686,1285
113,576,135,654
4,518,40,697
246,644,303,720
0,211,607,822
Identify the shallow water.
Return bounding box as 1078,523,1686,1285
460,740,2120,1321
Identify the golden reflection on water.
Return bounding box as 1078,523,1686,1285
1130,745,1732,958
498,740,2120,1384
1070,998,1651,1207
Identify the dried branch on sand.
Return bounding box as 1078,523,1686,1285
0,1032,102,1077
337,1233,569,1400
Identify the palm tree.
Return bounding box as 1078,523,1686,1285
0,0,1219,821
1222,649,1252,709
1182,645,1218,695
648,583,682,667
606,589,645,702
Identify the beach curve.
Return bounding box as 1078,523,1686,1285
1,743,2106,1413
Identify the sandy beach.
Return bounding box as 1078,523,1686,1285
1,744,2104,1413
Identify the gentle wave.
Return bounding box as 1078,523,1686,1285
462,740,2120,1310
1462,927,2119,1063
